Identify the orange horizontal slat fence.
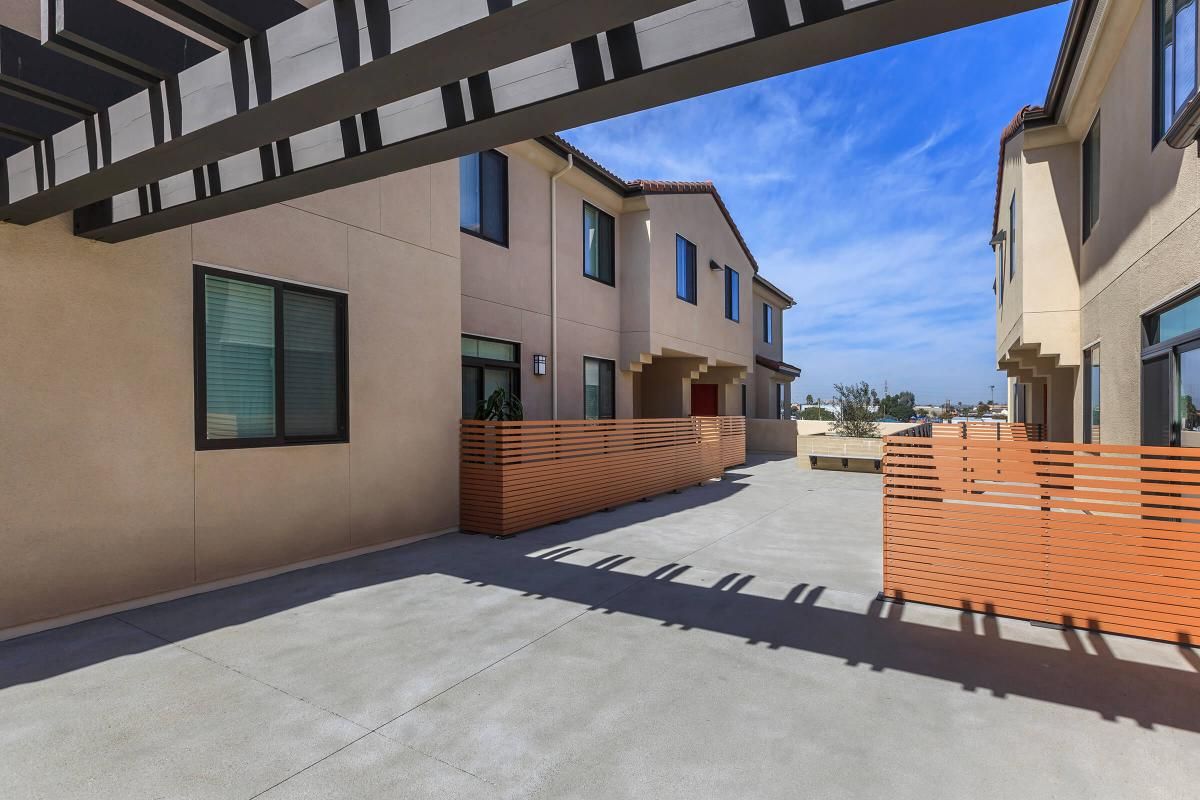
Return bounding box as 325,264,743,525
461,416,746,536
930,422,1045,440
882,436,1200,644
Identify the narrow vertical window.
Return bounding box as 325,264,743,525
1158,0,1200,139
1008,194,1017,281
283,291,340,437
1083,346,1101,444
583,202,615,285
203,275,277,440
584,357,616,420
196,267,347,449
1082,115,1101,242
997,241,1005,306
675,235,697,303
724,266,740,321
763,303,774,344
459,150,508,245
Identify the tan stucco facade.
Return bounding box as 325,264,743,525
0,165,463,633
994,0,1200,445
460,139,794,422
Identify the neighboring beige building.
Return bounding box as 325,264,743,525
459,136,798,423
993,0,1200,446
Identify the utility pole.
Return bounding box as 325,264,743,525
989,384,995,405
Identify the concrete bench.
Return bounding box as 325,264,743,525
808,453,881,471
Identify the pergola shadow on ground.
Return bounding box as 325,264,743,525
3,460,1197,734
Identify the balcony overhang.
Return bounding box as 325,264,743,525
0,0,1060,242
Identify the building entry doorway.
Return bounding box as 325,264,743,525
691,383,718,416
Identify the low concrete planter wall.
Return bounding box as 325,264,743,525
747,419,799,454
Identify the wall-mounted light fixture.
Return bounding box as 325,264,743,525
709,259,723,271
533,354,548,375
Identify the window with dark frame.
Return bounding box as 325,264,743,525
583,202,615,285
1082,114,1101,242
461,335,521,419
1083,346,1101,444
1157,0,1199,142
1142,288,1200,446
675,235,697,304
775,383,786,420
724,266,740,321
1008,194,1017,281
459,150,508,246
583,357,616,420
763,303,774,344
998,241,1005,306
194,266,348,450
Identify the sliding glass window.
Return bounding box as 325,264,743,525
583,202,615,285
462,335,520,419
1142,289,1200,445
195,267,347,449
460,150,508,245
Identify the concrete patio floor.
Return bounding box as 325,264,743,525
2,455,1198,799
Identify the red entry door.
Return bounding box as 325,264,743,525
691,383,719,416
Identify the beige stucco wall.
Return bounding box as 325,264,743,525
461,142,765,421
640,193,753,369
460,142,633,419
747,419,799,453
995,1,1200,445
1075,1,1200,444
0,0,37,36
0,165,462,631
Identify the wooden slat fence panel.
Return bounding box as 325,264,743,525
930,422,1045,440
462,416,745,536
882,436,1200,644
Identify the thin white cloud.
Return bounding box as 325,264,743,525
562,6,1068,404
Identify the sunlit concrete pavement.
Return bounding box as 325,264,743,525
2,455,1198,799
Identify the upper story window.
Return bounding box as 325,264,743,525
997,241,1005,307
583,202,615,285
763,303,774,344
724,266,740,322
1008,194,1017,281
675,235,697,304
1082,114,1101,242
1157,0,1199,141
195,267,348,450
460,150,508,246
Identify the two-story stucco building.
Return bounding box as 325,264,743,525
457,135,798,424
993,0,1200,447
0,0,798,636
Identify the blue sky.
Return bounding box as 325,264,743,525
562,4,1071,406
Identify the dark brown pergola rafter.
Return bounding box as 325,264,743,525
1,0,1060,241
